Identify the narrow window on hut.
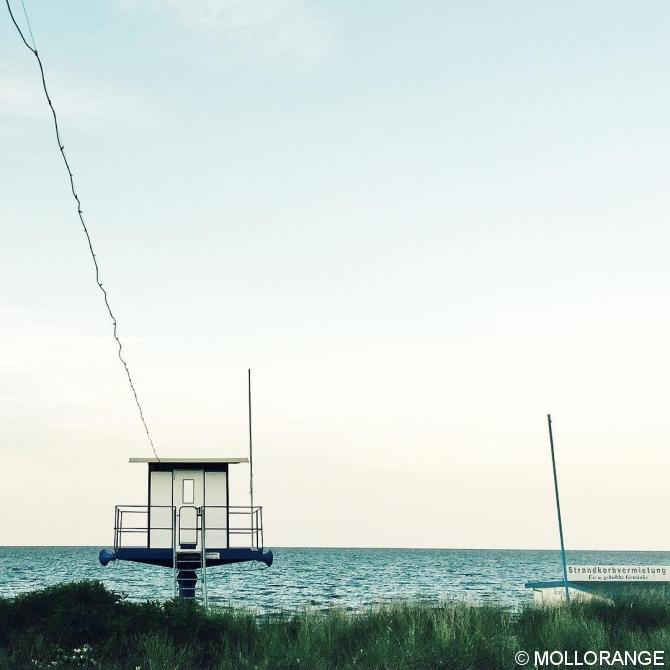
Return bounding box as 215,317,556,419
183,479,194,504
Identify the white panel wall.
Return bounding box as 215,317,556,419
149,470,172,548
204,471,227,548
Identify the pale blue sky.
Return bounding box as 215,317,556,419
1,1,669,549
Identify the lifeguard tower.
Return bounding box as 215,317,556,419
99,457,273,604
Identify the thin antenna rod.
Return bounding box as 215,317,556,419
248,369,254,514
547,413,570,602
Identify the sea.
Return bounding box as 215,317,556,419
1,547,668,614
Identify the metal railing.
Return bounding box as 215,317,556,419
113,505,264,551
227,506,264,551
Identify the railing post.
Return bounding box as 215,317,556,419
201,506,207,609
255,508,259,550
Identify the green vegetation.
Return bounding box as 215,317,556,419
0,581,668,669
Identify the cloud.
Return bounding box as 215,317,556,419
0,62,151,131
0,67,43,121
140,0,333,64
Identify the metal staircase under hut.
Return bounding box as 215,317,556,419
172,509,208,606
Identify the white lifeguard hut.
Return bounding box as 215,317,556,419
99,457,273,604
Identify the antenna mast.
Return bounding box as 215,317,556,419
248,369,254,513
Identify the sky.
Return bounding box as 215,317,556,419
1,0,669,550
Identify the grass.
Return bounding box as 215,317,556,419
0,581,668,669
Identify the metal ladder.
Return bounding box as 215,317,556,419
172,507,208,608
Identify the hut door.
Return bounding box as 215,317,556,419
173,469,204,549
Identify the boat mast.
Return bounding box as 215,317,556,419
547,413,570,602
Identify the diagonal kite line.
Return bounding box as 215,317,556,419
5,0,160,461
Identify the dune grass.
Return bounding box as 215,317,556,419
0,581,668,669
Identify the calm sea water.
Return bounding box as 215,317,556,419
1,547,668,613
